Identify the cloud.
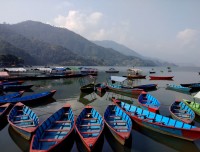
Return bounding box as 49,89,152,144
176,28,200,46
53,10,133,42
54,10,103,35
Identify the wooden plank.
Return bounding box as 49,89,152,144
79,124,100,127
108,120,127,124
54,120,71,123
14,119,33,123
109,116,122,118
81,131,100,134
114,127,128,130
82,118,98,121
45,129,70,132
39,138,62,142
14,114,29,117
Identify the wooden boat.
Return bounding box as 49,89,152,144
30,104,75,152
166,84,191,93
113,99,200,141
2,84,34,92
0,103,13,122
80,83,95,93
133,84,157,91
0,90,56,105
75,105,104,152
7,102,39,140
138,92,160,113
0,80,24,86
95,83,107,93
180,83,200,92
107,83,143,96
104,104,132,145
182,100,200,116
126,68,146,79
0,91,24,101
105,68,119,73
182,91,200,116
149,76,174,80
169,100,195,124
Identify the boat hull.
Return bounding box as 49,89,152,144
113,99,200,141
149,76,174,80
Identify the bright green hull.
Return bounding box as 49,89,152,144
183,99,200,116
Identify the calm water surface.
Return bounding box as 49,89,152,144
1,66,200,152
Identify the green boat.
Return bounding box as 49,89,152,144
183,91,200,116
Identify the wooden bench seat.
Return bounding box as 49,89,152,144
108,120,127,124
114,127,128,130
82,118,98,121
14,119,34,123
54,120,71,123
79,124,101,127
45,129,70,132
14,114,29,117
39,138,62,142
81,131,100,134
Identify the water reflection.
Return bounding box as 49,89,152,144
133,122,200,152
8,125,30,152
104,126,132,152
0,118,8,131
78,92,97,105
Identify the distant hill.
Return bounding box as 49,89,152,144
0,23,99,66
0,39,37,65
93,40,143,58
4,21,158,66
0,20,174,66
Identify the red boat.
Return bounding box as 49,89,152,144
7,102,39,140
113,99,200,141
75,105,104,152
149,76,174,80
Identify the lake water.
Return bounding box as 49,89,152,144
1,66,200,152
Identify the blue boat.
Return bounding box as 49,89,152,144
0,103,13,122
104,104,132,145
8,102,39,140
0,90,56,105
166,84,191,93
2,84,34,92
0,91,24,101
30,104,75,152
113,98,200,141
75,105,104,152
169,100,195,124
0,80,24,86
138,92,160,113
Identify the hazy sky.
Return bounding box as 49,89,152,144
1,0,200,66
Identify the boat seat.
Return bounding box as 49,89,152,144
13,119,34,123
108,120,127,124
45,129,70,132
79,124,101,127
14,114,29,117
113,126,128,130
81,131,100,134
82,118,98,120
54,120,71,123
20,124,36,127
39,138,62,142
109,116,122,118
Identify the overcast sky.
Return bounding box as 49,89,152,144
1,0,200,66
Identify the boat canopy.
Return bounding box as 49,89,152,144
194,91,200,99
110,76,127,82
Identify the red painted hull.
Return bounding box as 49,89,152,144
149,76,174,80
